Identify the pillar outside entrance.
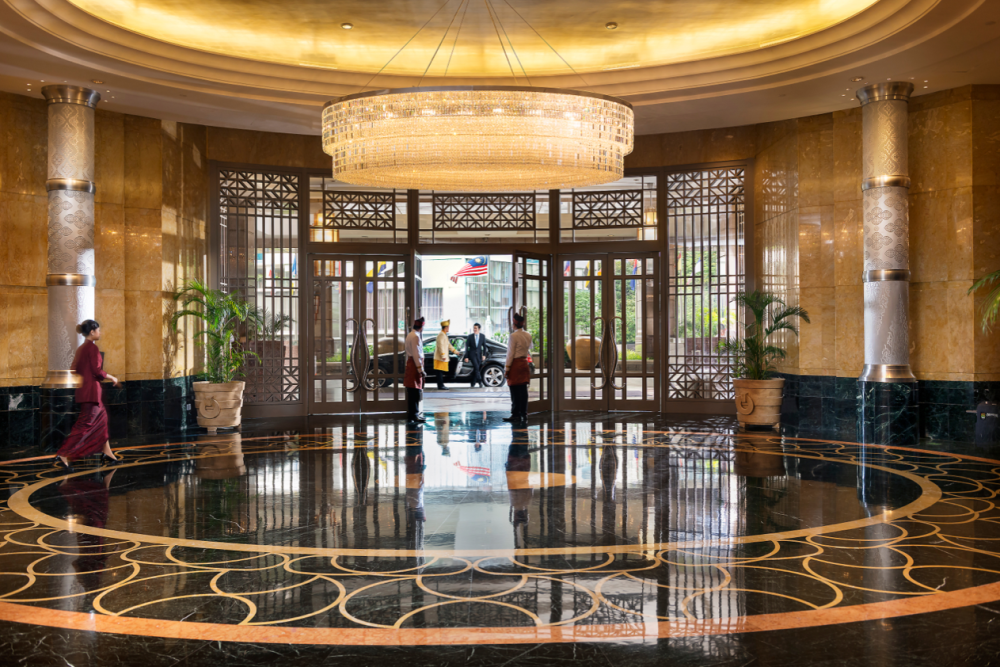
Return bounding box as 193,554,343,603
856,81,918,445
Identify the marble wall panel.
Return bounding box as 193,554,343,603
124,223,163,293
0,92,47,197
124,289,164,381
124,115,163,210
973,286,1000,380
754,130,799,225
798,286,836,374
756,118,798,154
94,202,124,291
95,289,125,376
799,205,835,289
0,290,47,383
972,91,1000,188
797,114,834,209
910,281,975,381
909,98,973,195
835,285,864,376
0,192,47,287
834,199,863,287
206,127,328,170
94,109,124,205
832,108,863,203
909,187,974,283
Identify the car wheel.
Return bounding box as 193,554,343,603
483,365,505,387
364,376,393,390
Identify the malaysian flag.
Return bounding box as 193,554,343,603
450,256,488,283
454,461,491,482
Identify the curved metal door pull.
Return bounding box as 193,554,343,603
591,317,608,391
346,317,371,394
609,316,625,391
362,318,379,390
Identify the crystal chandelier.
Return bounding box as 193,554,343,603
323,85,633,191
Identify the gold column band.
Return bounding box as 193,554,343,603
862,175,911,191
46,274,96,287
863,269,910,283
41,85,101,108
46,178,96,194
41,369,83,389
860,364,917,383
856,82,914,105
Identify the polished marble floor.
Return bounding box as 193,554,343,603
3,411,1000,666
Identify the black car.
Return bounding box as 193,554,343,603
365,334,514,388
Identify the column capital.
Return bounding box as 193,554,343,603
41,85,101,108
856,82,914,106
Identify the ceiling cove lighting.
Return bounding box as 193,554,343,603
322,86,633,191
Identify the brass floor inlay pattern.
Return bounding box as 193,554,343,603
1,429,999,645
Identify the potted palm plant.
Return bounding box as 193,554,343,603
969,269,1000,332
717,291,809,430
246,308,294,402
171,279,261,433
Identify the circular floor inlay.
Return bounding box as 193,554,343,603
2,430,999,645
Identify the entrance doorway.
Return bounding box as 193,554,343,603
557,253,660,412
309,255,411,414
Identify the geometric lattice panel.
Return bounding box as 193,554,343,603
322,191,395,230
572,190,642,228
432,193,535,231
218,170,301,404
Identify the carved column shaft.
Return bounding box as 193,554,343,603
857,82,915,384
41,86,100,389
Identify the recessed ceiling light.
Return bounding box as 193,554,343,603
851,76,864,82
606,22,618,30
924,86,928,89
92,79,104,84
341,22,353,29
887,78,892,80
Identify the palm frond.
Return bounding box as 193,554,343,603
969,270,1000,334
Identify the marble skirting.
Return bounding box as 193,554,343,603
777,372,1000,444
1,376,200,450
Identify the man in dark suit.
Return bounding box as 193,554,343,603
464,323,488,388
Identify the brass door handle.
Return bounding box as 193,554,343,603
346,317,370,394
609,316,624,391
591,316,607,391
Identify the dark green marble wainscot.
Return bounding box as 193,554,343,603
1,376,203,453
778,372,1000,444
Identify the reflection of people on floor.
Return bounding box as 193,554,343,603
405,445,426,550
59,468,116,590
55,320,122,472
503,312,532,426
405,316,427,424
434,320,458,390
464,323,487,388
434,412,451,456
506,439,533,549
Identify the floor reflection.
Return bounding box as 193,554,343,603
1,414,995,644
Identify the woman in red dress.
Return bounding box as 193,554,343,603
54,320,122,472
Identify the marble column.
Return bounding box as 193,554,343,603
856,82,918,446
40,85,101,446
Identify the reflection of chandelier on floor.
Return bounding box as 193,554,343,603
322,0,634,192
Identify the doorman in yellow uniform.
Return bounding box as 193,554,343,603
434,320,458,390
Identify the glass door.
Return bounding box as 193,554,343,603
557,253,660,412
513,252,551,414
309,255,409,414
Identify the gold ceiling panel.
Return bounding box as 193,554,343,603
66,0,880,77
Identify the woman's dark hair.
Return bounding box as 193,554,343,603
76,320,100,337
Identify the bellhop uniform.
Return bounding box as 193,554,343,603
465,331,487,386
505,327,532,423
434,321,458,389
404,327,426,422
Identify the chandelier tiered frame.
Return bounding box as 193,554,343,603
322,86,634,192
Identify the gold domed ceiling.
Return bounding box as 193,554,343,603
65,0,879,77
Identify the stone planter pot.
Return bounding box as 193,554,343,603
193,381,244,434
733,378,784,430
566,336,601,371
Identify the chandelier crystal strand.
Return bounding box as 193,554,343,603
322,86,634,192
